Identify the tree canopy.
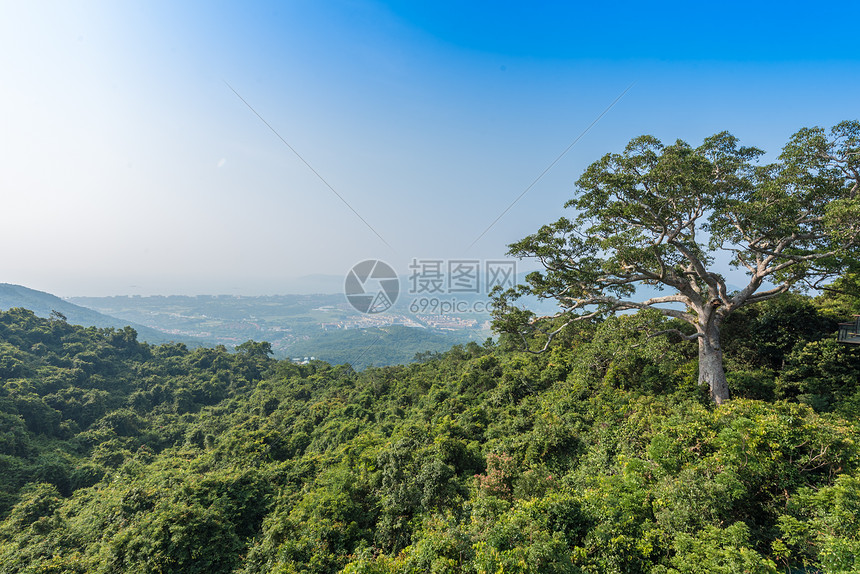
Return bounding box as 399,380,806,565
2,301,860,572
493,121,860,403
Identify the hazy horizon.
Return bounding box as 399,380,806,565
3,1,859,298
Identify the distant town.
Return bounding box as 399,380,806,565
67,293,493,368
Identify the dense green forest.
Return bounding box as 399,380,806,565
0,287,859,572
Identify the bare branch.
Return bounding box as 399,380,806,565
638,294,693,307
742,283,792,305
519,318,576,355
669,239,722,297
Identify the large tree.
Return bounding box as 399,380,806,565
493,121,860,403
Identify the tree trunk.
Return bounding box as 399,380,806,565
698,323,730,404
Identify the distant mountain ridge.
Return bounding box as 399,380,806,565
0,283,195,346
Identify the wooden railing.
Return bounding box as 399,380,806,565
838,315,860,345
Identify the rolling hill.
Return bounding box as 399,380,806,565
0,283,198,346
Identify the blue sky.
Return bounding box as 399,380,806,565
2,1,859,296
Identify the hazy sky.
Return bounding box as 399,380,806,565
2,1,859,296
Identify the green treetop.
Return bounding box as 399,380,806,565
493,121,860,403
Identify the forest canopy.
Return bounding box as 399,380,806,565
1,286,859,573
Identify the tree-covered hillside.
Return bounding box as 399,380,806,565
0,293,859,572
284,325,482,369
67,293,487,368
0,283,200,347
